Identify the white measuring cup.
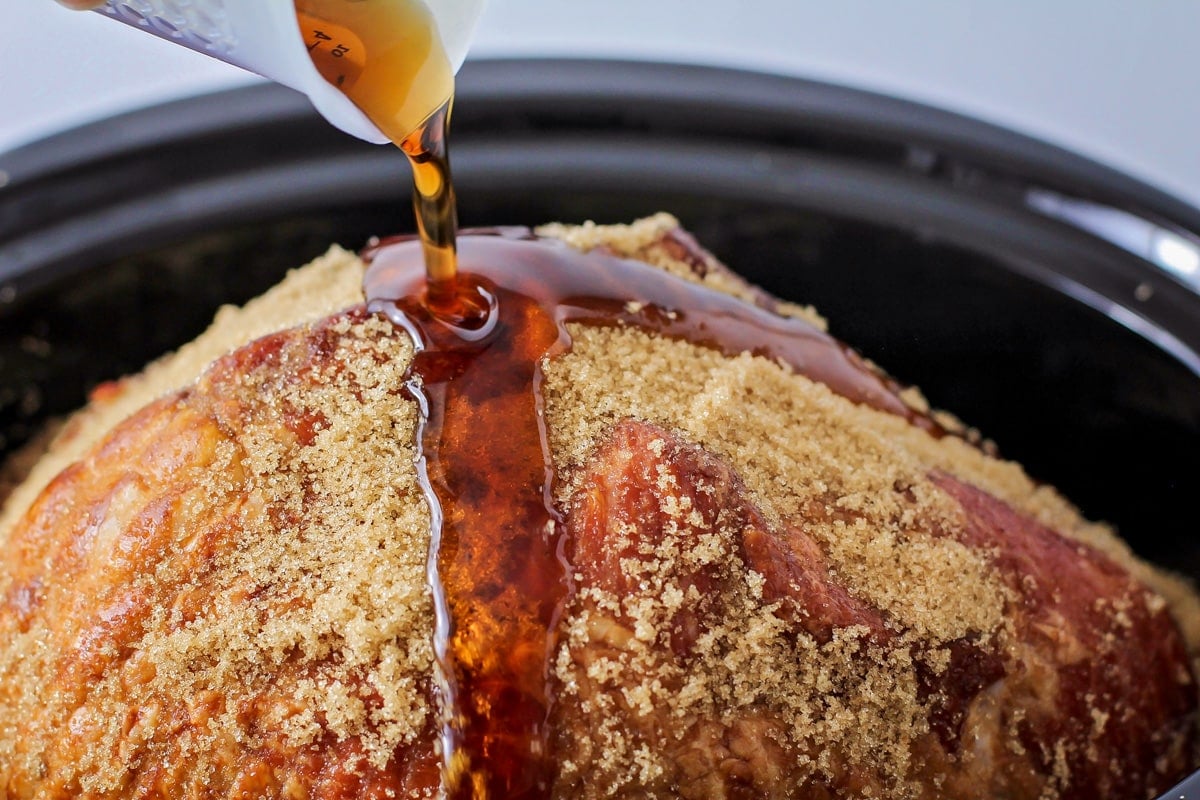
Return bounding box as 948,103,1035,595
94,0,486,144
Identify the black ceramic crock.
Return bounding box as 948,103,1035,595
0,59,1197,798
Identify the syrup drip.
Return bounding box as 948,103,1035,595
400,102,460,308
297,0,462,291
364,230,946,798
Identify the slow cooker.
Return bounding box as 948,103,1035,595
1,57,1198,798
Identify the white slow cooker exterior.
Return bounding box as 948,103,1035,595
2,0,1199,211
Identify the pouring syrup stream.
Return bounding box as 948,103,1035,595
295,5,947,796
362,230,948,798
296,0,464,304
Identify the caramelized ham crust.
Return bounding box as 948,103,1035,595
0,215,1195,799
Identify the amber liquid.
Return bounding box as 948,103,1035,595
363,230,946,798
296,0,460,300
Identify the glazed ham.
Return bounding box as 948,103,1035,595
0,215,1194,799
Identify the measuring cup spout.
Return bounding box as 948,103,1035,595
93,0,486,143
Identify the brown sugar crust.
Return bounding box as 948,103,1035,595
0,247,367,540
547,417,1193,798
0,214,1196,798
0,312,439,798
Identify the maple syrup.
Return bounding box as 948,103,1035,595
297,0,461,299
294,6,946,795
363,230,946,798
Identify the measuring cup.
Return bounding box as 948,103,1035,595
93,0,486,143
